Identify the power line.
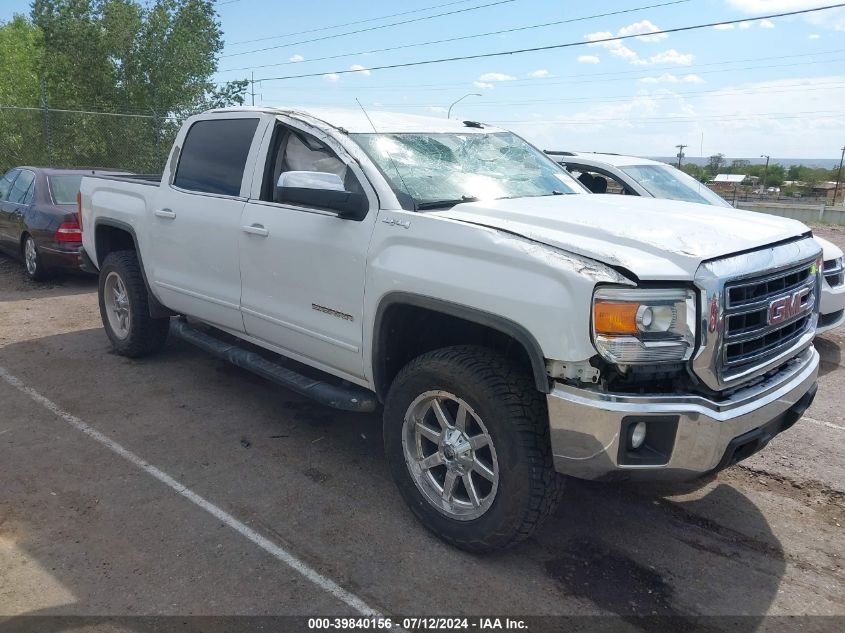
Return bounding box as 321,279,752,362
253,3,845,82
218,0,693,73
358,81,845,108
486,110,845,124
254,54,845,96
227,0,478,46
223,0,517,58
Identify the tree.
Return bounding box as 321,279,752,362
0,15,45,171
707,153,726,177
20,0,239,171
729,159,750,173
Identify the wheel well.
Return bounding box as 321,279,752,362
19,232,30,253
95,224,136,267
373,299,549,401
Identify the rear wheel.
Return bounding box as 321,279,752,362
22,234,47,281
383,345,563,552
98,250,170,357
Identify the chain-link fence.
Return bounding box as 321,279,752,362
0,107,184,175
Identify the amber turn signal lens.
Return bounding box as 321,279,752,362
594,301,640,334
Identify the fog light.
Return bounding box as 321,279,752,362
630,421,647,450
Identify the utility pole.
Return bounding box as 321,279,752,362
675,144,687,169
250,72,256,106
833,145,845,207
760,154,770,196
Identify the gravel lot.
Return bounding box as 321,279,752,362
0,226,843,630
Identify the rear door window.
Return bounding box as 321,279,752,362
0,169,20,201
174,118,260,197
8,170,35,204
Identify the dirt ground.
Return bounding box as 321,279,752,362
0,227,843,631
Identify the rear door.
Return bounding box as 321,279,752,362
147,115,264,333
0,169,21,248
4,169,36,243
238,120,379,383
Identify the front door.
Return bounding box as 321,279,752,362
146,116,262,333
238,121,378,383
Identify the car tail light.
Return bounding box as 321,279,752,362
77,191,83,231
56,221,83,243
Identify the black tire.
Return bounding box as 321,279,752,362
383,345,564,552
98,250,170,357
22,234,48,281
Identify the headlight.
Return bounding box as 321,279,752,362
592,287,696,365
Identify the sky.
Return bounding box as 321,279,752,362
2,0,844,159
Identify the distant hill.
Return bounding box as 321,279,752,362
650,157,841,169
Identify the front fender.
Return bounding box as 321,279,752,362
363,211,633,385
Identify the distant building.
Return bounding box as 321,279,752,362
812,182,845,204
707,174,749,196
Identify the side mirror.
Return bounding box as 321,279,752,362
276,171,368,220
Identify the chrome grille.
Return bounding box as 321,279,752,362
692,238,822,392
722,259,816,375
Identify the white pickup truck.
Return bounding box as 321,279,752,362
80,107,821,551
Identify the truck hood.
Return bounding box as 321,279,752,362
435,194,810,280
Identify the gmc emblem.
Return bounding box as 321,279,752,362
767,288,811,326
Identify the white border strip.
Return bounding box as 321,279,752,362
0,365,380,617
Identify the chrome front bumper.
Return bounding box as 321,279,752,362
547,347,819,480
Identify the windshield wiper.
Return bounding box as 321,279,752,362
416,195,479,210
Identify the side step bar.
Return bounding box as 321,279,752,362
170,319,378,413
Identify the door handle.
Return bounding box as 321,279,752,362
154,208,176,219
242,223,269,237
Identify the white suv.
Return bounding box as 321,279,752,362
549,151,845,334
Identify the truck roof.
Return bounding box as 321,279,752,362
209,106,505,135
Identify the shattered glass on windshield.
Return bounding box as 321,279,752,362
352,132,581,209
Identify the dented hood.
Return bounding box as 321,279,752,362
435,195,810,280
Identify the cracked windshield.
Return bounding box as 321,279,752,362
352,132,582,209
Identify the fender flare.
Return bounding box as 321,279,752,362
93,218,173,318
372,292,550,399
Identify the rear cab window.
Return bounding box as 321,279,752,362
173,118,260,197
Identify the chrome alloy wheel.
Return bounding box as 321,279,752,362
402,390,499,520
24,237,38,276
104,271,131,339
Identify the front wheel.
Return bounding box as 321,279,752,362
98,250,170,357
383,346,564,552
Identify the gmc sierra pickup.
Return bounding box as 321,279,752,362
80,107,821,551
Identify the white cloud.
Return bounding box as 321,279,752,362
577,55,601,64
473,81,494,89
759,19,775,28
727,1,845,31
478,72,516,82
639,73,705,84
323,73,340,82
289,54,304,62
528,69,551,78
587,27,691,65
713,23,735,30
427,106,447,114
506,75,845,158
617,19,668,42
633,49,694,66
739,21,752,29
350,64,371,76
809,33,821,38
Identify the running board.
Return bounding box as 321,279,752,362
170,319,378,413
